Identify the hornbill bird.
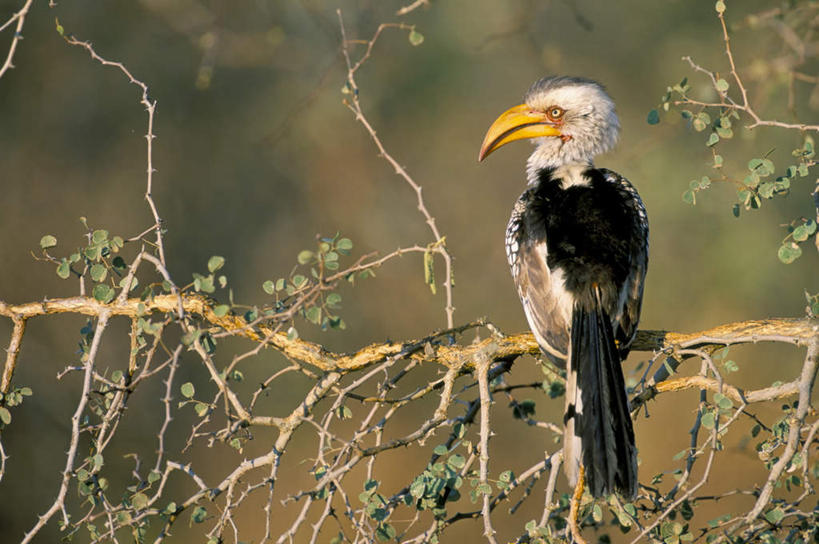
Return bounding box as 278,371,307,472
478,76,648,498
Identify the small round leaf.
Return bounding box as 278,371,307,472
92,284,114,303
180,382,195,398
408,29,424,46
207,256,225,273
40,235,57,249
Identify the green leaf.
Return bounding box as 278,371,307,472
92,284,114,303
213,304,230,317
715,78,729,92
40,235,57,249
706,133,720,146
376,522,396,541
682,190,696,205
131,492,148,510
424,250,436,294
180,382,195,398
207,255,225,273
647,109,660,125
193,273,215,293
336,237,353,253
592,504,603,522
112,256,127,271
0,407,11,425
90,264,107,282
701,410,715,429
758,182,774,199
778,243,802,264
408,29,424,46
511,399,536,419
765,507,784,524
297,250,314,265
476,482,492,495
292,274,307,288
714,393,733,410
191,505,207,523
792,225,811,242
713,154,723,168
798,163,809,176
148,470,161,484
262,280,275,294
57,260,71,279
433,444,448,456
326,293,342,308
92,229,108,244
715,0,726,13
305,306,321,324
447,454,466,469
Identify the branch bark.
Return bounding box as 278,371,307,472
2,294,817,374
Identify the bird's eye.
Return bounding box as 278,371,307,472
546,107,564,121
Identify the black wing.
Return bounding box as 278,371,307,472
505,192,570,363
599,169,649,357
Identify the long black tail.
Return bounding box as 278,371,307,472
563,297,637,498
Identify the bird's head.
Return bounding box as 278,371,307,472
478,76,620,175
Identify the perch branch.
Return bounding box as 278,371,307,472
1,295,817,376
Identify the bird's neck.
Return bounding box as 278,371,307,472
527,160,594,189
526,143,594,188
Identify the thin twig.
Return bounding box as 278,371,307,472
337,9,455,328
0,0,34,80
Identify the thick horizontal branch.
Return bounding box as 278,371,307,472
1,295,817,374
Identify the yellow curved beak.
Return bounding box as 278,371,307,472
478,104,562,161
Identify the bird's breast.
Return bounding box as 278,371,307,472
518,167,645,308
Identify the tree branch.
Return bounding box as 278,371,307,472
2,295,816,373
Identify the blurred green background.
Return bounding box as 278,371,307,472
1,0,817,541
